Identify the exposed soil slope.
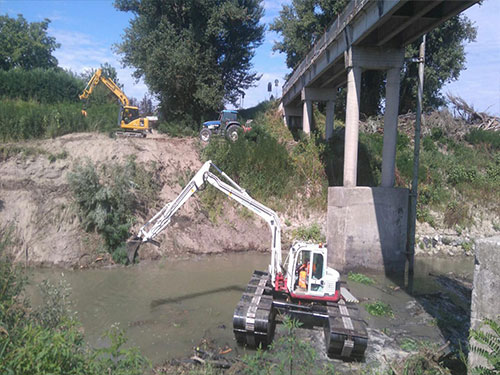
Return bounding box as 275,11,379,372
0,132,271,267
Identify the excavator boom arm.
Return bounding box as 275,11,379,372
128,161,283,281
78,68,130,107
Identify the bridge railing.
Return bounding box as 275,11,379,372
282,0,369,96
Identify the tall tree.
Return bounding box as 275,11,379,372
271,1,476,115
400,16,476,113
114,0,264,124
0,14,59,70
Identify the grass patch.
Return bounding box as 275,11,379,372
400,337,420,352
47,150,68,163
365,301,394,318
0,144,48,161
348,272,375,285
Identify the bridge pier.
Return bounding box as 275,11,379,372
325,97,336,140
381,67,402,187
302,99,313,134
282,105,302,129
343,65,362,187
278,0,480,279
327,46,408,278
300,88,338,136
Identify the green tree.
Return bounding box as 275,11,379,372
0,14,60,70
114,0,264,125
270,0,347,70
271,1,476,115
399,16,477,113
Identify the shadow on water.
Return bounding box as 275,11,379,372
412,273,472,354
150,285,246,308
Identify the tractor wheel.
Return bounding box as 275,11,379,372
226,125,240,142
199,128,212,142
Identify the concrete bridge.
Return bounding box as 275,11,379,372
280,0,479,276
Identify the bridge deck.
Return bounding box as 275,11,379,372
282,0,479,107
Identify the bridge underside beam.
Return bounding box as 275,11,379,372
299,88,338,135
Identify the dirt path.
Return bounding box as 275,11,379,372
0,132,271,267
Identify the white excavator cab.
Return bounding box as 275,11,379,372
286,242,340,300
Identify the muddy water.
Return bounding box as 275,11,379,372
27,254,473,364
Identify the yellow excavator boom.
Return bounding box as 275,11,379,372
79,68,130,107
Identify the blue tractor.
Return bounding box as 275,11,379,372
200,110,247,142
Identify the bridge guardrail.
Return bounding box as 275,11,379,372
282,0,369,96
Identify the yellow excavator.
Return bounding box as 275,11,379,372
79,68,152,137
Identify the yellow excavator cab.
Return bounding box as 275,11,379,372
79,68,151,136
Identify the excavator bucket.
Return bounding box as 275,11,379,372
126,236,142,264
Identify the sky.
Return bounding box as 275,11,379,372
0,0,498,115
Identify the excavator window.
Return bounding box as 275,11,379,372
123,107,140,124
312,253,323,279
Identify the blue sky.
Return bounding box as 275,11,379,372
1,0,498,115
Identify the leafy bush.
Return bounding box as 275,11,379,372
0,242,149,374
469,317,500,375
422,136,438,152
157,119,199,137
292,223,325,243
0,68,83,103
202,124,294,202
242,317,335,374
431,127,444,141
466,129,500,150
33,279,74,329
67,157,159,263
0,99,118,141
290,135,328,204
444,201,472,228
417,205,436,227
448,164,479,185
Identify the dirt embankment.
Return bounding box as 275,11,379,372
0,132,274,267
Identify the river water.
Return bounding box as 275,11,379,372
27,253,473,365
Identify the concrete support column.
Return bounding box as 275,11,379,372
343,66,362,187
325,98,336,141
381,67,401,187
302,99,313,134
282,105,303,130
469,236,500,374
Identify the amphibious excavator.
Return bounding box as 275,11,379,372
79,68,154,137
127,161,368,360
